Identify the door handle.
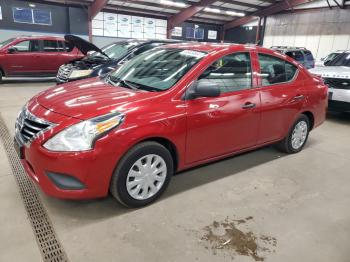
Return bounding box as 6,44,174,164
293,95,305,101
242,102,256,109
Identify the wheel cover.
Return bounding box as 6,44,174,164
291,120,308,150
126,154,167,200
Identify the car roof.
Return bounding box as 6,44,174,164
109,39,181,46
15,35,64,41
159,42,270,53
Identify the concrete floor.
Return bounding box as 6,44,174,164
1,80,350,262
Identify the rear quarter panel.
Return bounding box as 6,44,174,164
300,70,328,129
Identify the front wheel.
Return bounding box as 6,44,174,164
110,141,174,207
277,114,310,154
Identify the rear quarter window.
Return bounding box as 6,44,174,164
258,53,298,86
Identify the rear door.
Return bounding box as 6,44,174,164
256,52,304,144
5,40,41,75
185,51,261,163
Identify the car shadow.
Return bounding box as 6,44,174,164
42,145,287,225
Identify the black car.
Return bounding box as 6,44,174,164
56,35,179,84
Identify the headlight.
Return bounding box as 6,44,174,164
69,69,93,79
43,112,124,152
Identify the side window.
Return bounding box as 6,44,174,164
43,40,59,52
64,41,74,52
30,40,40,52
304,51,314,61
198,52,252,93
258,54,298,86
12,40,39,52
286,51,304,62
57,41,66,52
12,41,30,52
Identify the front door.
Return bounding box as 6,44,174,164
185,52,261,164
6,40,41,76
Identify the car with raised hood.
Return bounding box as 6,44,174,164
310,50,350,112
56,35,179,84
0,36,83,83
15,43,327,207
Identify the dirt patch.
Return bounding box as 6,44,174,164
201,217,276,261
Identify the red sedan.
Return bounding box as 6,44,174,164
0,36,83,82
15,43,327,207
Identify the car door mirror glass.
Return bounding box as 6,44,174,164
188,79,220,99
8,47,17,54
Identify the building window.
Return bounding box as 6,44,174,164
13,7,52,26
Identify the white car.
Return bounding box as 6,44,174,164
309,51,350,112
315,50,344,67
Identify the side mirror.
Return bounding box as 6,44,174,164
186,79,220,100
8,47,17,54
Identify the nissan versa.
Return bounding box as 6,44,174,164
15,43,327,207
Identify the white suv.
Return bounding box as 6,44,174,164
309,51,350,113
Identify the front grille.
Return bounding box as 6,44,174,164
324,78,350,90
56,64,73,82
15,107,54,145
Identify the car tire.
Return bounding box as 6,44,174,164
277,114,310,154
110,141,174,208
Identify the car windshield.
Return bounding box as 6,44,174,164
325,52,350,66
107,48,206,92
0,38,15,48
325,52,340,62
90,42,140,60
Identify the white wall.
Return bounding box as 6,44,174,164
263,8,350,59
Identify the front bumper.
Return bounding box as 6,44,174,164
20,144,117,199
15,102,125,199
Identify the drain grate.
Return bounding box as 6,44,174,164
0,115,68,262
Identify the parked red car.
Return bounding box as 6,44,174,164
15,43,327,207
0,36,83,82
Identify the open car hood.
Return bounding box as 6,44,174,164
64,34,108,57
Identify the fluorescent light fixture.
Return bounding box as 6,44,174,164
204,7,221,13
29,3,36,7
226,10,245,17
160,0,187,8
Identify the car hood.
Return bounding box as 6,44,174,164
35,78,157,120
309,66,350,79
64,34,108,57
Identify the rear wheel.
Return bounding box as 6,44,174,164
110,141,174,207
277,114,310,154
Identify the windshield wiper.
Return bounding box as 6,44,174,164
106,76,138,90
